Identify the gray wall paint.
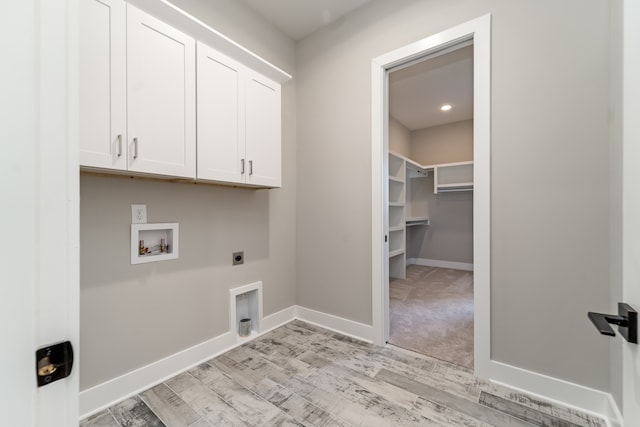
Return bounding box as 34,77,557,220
410,119,473,165
389,116,411,157
407,178,473,264
407,120,473,264
296,0,611,390
80,0,296,390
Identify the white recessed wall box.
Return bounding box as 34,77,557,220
131,222,179,264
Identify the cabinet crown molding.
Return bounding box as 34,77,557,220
128,0,292,84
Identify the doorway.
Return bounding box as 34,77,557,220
386,44,474,368
371,14,491,378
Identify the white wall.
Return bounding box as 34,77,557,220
80,0,296,391
296,0,611,391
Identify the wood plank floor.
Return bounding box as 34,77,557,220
80,320,606,427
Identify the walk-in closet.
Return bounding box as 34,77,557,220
386,44,474,368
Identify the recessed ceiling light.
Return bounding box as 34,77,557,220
440,104,452,112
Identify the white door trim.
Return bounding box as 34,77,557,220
37,0,81,424
622,0,640,424
370,14,492,378
2,0,80,425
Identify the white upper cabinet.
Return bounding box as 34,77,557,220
79,0,127,170
197,42,282,188
127,5,196,178
196,43,244,183
79,0,287,187
245,73,281,188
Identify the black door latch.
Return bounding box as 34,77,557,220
36,341,73,387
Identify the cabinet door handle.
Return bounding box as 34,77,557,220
133,137,138,159
117,134,122,157
249,160,253,175
241,158,245,174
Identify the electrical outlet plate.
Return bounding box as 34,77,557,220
131,204,147,224
233,251,244,265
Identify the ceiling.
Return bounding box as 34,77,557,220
389,45,474,131
239,1,472,132
240,0,371,41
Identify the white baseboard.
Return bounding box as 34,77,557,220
79,304,372,420
295,305,374,343
487,360,622,427
79,330,237,419
261,305,297,333
79,306,296,420
407,257,473,271
607,394,623,427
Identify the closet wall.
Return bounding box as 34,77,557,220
389,116,411,157
408,119,473,266
407,178,473,265
411,119,473,165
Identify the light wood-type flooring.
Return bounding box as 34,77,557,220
81,320,606,427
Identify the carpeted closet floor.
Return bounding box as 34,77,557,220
389,264,474,368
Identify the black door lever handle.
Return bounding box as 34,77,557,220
588,303,637,344
588,312,624,336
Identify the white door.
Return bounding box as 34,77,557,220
245,73,282,188
127,4,196,178
196,42,245,184
1,0,79,425
622,0,640,424
79,0,126,170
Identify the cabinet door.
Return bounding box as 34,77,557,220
127,5,196,178
79,0,126,170
245,73,281,188
196,42,244,183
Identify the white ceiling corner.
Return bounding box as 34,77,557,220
240,0,372,41
240,1,473,131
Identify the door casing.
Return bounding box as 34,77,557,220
370,14,492,378
622,0,640,424
3,0,80,425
